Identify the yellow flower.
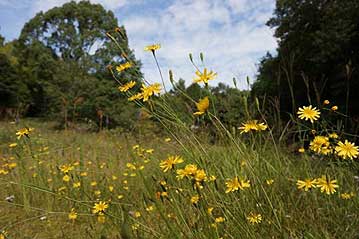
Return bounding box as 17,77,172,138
128,93,143,101
164,137,171,142
159,155,184,172
68,208,78,221
90,181,97,187
225,177,251,193
63,174,71,182
116,62,132,72
207,207,214,215
309,136,331,155
316,175,339,195
297,105,320,123
9,143,17,148
328,132,339,139
144,44,161,52
176,164,197,179
323,100,330,105
335,140,359,160
73,182,81,188
0,231,8,239
16,127,34,139
140,83,161,101
246,212,262,224
266,179,274,185
193,97,209,115
194,169,207,182
215,217,225,223
238,120,268,134
296,178,317,191
60,164,74,173
193,68,217,84
190,195,200,204
118,81,136,92
298,147,305,153
331,105,338,111
92,201,108,214
146,205,154,212
340,192,355,200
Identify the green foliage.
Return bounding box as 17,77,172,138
7,1,143,129
253,0,359,132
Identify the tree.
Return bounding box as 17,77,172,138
15,1,142,128
254,0,359,124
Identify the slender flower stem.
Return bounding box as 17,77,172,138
152,51,167,93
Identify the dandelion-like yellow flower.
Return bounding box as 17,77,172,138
323,100,330,105
298,147,305,153
16,127,34,139
141,83,161,101
159,155,184,172
194,169,207,182
247,212,262,224
63,174,71,182
144,44,161,52
118,81,136,92
193,97,209,115
215,217,225,223
340,192,355,200
92,201,108,214
266,179,274,185
335,140,359,160
176,164,198,179
60,164,74,173
128,93,143,101
68,208,78,221
190,195,200,204
297,105,320,123
309,136,331,155
328,132,339,139
316,175,339,195
238,120,268,134
331,106,338,111
225,177,250,193
296,178,317,191
193,68,217,84
116,62,132,72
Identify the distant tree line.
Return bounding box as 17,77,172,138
252,0,359,134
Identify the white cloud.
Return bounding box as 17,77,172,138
122,0,277,89
30,0,128,14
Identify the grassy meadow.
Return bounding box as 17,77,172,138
0,114,358,238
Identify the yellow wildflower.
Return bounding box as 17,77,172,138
296,178,317,191
309,136,331,155
60,164,74,174
323,100,330,105
16,127,34,139
215,217,225,223
193,68,217,84
118,81,136,92
92,201,108,214
9,143,17,148
68,208,78,221
238,120,267,134
340,192,355,200
128,93,143,101
316,175,339,195
116,62,132,72
193,97,209,115
190,195,200,204
297,105,320,123
225,177,251,193
266,179,274,185
335,140,359,160
247,212,262,224
140,83,161,101
144,44,161,52
62,174,71,182
159,155,184,172
331,106,338,111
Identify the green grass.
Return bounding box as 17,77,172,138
0,119,358,239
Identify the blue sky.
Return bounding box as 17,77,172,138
0,0,277,89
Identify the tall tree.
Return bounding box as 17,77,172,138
253,0,359,122
15,1,142,128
